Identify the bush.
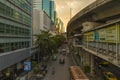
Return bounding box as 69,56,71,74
33,67,39,74
84,65,90,73
32,61,38,68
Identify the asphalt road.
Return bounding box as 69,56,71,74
100,64,120,79
43,53,70,80
95,57,120,80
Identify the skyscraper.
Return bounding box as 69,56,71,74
33,0,42,10
50,1,55,22
42,0,50,16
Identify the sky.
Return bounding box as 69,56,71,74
54,0,96,32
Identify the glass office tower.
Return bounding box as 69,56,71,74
50,0,55,22
42,0,50,16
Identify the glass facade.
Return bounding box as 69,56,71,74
42,0,50,16
54,11,57,24
0,0,32,53
50,1,55,22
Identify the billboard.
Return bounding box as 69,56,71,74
83,33,88,41
24,62,31,71
106,26,118,43
83,24,120,43
87,32,94,41
98,28,106,42
94,31,99,42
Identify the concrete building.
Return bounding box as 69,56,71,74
33,0,56,34
33,9,51,35
0,0,33,79
33,0,42,10
67,0,120,76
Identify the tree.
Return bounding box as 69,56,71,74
35,30,65,62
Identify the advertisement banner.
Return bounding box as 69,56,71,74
106,26,117,43
84,25,120,43
94,31,99,42
98,29,106,42
24,62,31,71
87,32,94,41
83,33,88,41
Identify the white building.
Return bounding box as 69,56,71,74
33,9,51,35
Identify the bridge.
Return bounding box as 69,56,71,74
67,0,120,70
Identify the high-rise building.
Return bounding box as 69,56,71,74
42,0,50,16
50,1,55,22
33,9,51,35
0,0,33,79
54,11,57,24
33,0,42,10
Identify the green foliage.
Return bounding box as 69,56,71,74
33,67,39,74
32,61,38,68
84,65,90,73
35,30,65,57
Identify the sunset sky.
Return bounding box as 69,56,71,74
54,0,96,32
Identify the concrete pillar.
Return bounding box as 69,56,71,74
90,54,94,75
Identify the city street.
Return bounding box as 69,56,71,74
43,53,70,80
95,57,120,80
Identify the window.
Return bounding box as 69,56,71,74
0,2,5,14
0,23,5,34
6,6,11,16
5,25,11,34
0,43,4,53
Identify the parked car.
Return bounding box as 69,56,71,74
99,61,109,66
103,71,117,80
52,55,57,61
59,58,65,64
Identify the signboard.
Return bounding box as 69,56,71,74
106,26,118,43
83,33,87,41
94,31,99,42
98,29,106,42
83,24,120,43
87,32,94,41
24,62,31,71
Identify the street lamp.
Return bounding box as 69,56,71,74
70,7,72,19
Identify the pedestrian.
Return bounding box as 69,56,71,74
51,67,55,75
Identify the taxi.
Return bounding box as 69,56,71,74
52,55,57,61
99,61,109,66
103,71,117,80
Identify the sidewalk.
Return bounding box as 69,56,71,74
28,57,52,80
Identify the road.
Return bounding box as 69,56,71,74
95,57,120,80
43,53,70,80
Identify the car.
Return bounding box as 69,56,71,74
59,58,65,64
61,49,66,52
103,71,117,80
99,61,109,66
52,55,57,61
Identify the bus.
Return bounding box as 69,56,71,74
69,66,89,80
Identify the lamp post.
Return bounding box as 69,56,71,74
70,7,72,19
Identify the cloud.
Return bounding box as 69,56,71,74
54,0,96,31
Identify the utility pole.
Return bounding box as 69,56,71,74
70,8,72,19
